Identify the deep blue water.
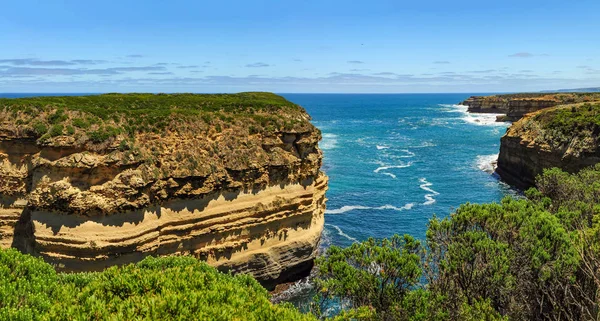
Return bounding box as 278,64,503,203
282,94,516,249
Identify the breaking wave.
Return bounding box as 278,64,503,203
476,154,498,173
320,133,338,150
326,203,414,215
374,162,412,173
325,223,359,243
419,178,440,205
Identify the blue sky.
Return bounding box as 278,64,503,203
1,0,599,93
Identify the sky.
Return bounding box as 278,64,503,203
1,0,599,93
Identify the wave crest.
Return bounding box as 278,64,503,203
419,178,440,205
326,203,414,214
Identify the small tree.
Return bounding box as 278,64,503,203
312,235,423,320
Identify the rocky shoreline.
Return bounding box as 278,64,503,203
461,92,600,122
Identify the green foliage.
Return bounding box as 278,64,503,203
48,124,64,137
31,121,48,136
314,235,422,319
1,92,307,144
0,250,313,320
314,166,600,320
72,117,91,129
0,249,60,321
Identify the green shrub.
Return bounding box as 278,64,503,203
48,124,63,137
0,250,313,321
31,121,48,136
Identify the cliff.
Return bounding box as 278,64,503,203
461,93,600,121
496,102,600,188
0,93,327,289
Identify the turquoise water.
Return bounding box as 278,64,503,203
282,94,516,249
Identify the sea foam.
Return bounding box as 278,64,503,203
325,223,359,243
374,162,412,173
442,104,509,127
326,203,414,214
476,154,498,173
320,133,338,150
419,178,440,205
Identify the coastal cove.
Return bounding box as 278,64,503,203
282,94,517,252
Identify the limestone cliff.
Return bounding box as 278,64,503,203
0,93,327,289
496,102,600,188
461,93,600,122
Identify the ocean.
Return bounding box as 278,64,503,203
281,94,515,249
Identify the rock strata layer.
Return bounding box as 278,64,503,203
0,93,327,289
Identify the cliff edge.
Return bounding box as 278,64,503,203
497,102,600,188
0,92,327,289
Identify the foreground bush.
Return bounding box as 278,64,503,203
0,252,313,321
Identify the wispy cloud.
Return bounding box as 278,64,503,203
347,60,364,64
0,65,166,77
0,58,108,66
176,65,199,69
433,61,450,64
245,62,270,68
468,69,497,73
3,71,600,94
508,52,548,58
578,65,600,74
372,72,397,76
126,54,144,58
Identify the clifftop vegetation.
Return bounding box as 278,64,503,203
468,92,600,103
0,92,312,147
509,102,600,152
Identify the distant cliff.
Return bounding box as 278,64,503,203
496,102,600,188
461,93,600,121
0,93,327,289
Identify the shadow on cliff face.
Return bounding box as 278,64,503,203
34,179,316,235
10,208,36,255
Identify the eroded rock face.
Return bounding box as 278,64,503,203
461,96,558,121
496,104,600,188
461,93,600,122
0,94,327,289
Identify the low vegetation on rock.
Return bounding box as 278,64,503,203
0,92,309,144
533,102,600,148
467,92,600,105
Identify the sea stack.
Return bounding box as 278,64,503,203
0,92,327,289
